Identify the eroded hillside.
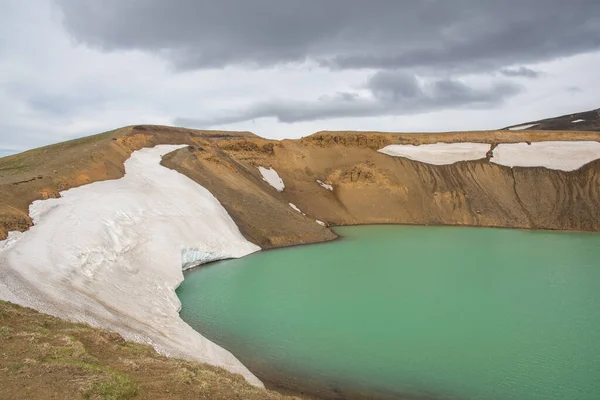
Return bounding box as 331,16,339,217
0,125,256,240
2,126,600,245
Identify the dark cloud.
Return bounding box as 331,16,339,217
55,0,600,72
499,67,541,78
175,73,521,126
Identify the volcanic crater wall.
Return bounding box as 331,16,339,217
2,127,600,246
164,131,600,248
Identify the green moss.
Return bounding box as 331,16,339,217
83,370,138,400
43,338,99,365
7,363,25,372
43,359,138,400
35,327,51,336
0,325,12,339
176,368,194,385
119,341,153,356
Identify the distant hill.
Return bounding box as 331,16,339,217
502,108,600,131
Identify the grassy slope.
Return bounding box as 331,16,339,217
0,300,307,400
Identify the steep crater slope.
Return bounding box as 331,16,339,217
163,130,600,245
2,127,600,245
1,124,600,396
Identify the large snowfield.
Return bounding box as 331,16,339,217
2,140,599,389
0,145,262,386
378,143,490,164
379,141,600,171
491,141,600,171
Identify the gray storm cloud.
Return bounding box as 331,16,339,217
499,67,541,78
55,0,596,128
0,0,598,154
175,71,521,127
56,0,600,72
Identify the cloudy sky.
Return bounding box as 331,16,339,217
1,0,599,156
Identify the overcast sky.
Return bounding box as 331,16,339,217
1,0,599,155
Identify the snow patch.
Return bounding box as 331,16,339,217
289,203,305,215
491,141,600,171
508,123,539,130
571,119,585,123
316,179,333,191
0,145,262,386
316,220,327,226
378,143,490,165
258,166,284,192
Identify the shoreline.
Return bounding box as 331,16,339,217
2,131,600,398
0,145,264,387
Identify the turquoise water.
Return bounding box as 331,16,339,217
177,226,600,399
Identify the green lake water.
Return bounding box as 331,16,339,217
177,226,600,399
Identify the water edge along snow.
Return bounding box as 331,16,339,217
0,144,263,386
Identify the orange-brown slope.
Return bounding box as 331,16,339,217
0,125,256,240
197,132,600,236
161,130,600,249
2,127,600,244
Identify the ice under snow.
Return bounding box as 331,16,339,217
0,145,262,386
378,143,490,165
491,141,600,171
258,166,285,192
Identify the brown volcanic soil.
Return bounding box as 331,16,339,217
1,125,600,399
0,125,256,240
164,129,600,246
2,126,600,243
0,300,309,400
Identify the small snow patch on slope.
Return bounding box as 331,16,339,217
572,119,585,123
289,203,305,215
316,220,327,226
508,123,539,130
316,179,333,191
0,145,262,387
258,166,284,192
379,143,490,165
492,141,600,171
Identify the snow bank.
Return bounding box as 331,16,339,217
0,145,262,386
491,141,600,171
572,119,585,123
289,203,305,215
258,166,285,191
316,179,333,191
316,220,327,226
508,123,538,130
378,143,490,165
